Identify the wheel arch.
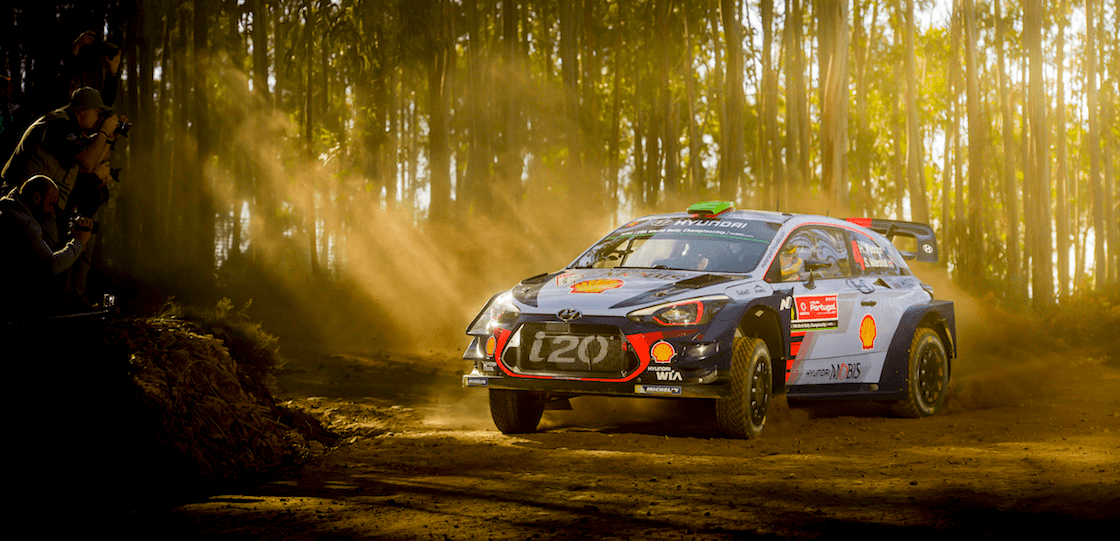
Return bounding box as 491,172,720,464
736,304,787,395
879,301,956,395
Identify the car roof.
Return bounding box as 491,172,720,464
635,208,866,232
635,209,793,224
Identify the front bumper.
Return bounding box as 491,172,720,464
461,369,730,398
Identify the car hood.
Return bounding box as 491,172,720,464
511,268,746,314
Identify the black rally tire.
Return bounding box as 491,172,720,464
488,389,544,434
716,337,773,438
892,327,949,418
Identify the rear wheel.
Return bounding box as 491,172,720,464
716,337,772,438
489,389,545,434
892,327,949,418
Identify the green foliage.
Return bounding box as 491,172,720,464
159,297,283,389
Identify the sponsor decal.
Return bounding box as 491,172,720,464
603,269,684,280
625,330,694,366
465,377,489,386
650,340,676,363
853,238,896,269
852,240,867,271
803,362,864,382
481,361,497,371
859,314,877,350
635,384,683,395
485,335,497,356
791,294,839,331
555,272,584,287
654,370,683,381
570,278,624,294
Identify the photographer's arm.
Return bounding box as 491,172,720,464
29,219,88,275
75,115,118,172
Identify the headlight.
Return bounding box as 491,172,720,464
466,291,521,336
487,291,520,330
627,295,731,326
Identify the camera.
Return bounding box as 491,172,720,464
70,215,100,235
99,111,131,137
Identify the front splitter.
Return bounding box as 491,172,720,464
462,372,727,398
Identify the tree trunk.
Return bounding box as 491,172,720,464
903,0,927,222
819,0,849,210
995,0,1023,303
1086,0,1104,288
852,0,879,215
720,0,744,201
304,11,318,276
963,0,985,280
1054,19,1070,301
427,0,452,223
685,9,705,198
1026,0,1053,307
943,1,959,262
252,0,271,103
784,0,810,194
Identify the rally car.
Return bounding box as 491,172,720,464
462,201,955,438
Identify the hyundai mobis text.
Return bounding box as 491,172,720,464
463,202,956,438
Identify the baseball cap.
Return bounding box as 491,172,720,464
69,87,111,113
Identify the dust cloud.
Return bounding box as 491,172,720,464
204,70,622,355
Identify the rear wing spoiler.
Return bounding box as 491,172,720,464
846,218,939,263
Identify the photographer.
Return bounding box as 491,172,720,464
0,175,92,320
1,86,123,246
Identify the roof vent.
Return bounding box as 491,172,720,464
687,201,734,218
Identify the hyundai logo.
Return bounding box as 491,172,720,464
558,309,582,322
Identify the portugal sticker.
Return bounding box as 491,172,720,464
859,314,876,350
791,294,839,331
570,279,624,294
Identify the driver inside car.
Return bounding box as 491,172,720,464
779,243,808,281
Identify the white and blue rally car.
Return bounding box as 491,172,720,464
463,202,955,438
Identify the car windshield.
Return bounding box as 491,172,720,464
571,217,778,273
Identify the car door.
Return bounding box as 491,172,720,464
844,229,929,385
768,225,866,386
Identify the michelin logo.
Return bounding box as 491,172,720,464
635,384,682,395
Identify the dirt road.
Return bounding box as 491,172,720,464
129,343,1120,540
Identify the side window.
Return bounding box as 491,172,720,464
850,233,900,276
770,226,853,282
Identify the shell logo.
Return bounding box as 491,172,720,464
485,335,497,356
650,340,676,363
859,314,877,350
570,279,624,294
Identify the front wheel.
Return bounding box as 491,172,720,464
716,337,773,438
489,389,545,434
892,327,949,418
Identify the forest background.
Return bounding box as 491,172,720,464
3,0,1117,352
